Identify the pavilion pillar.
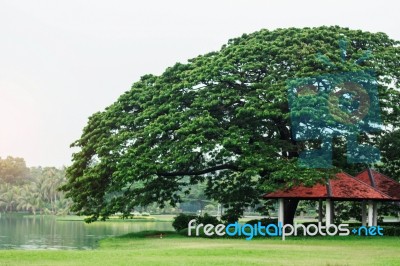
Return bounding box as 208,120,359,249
326,199,332,226
318,199,323,223
373,201,378,226
368,200,374,226
278,198,285,225
361,200,367,226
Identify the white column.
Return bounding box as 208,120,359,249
361,200,366,227
318,199,323,223
368,200,374,227
278,199,285,225
373,201,378,226
326,199,332,226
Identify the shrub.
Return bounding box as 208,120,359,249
197,213,219,226
246,218,278,225
221,212,239,224
172,213,197,231
375,226,400,236
172,213,221,232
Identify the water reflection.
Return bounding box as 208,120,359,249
0,214,173,250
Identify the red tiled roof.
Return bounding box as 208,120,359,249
263,171,392,200
355,169,400,200
263,182,328,199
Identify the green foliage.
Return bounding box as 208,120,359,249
172,213,220,232
378,129,400,179
332,201,400,224
295,200,315,216
221,209,242,224
178,180,215,214
62,26,400,222
245,217,278,225
172,213,197,231
0,156,30,185
0,164,71,215
380,226,400,236
197,213,219,226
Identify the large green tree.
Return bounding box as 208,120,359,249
62,26,400,223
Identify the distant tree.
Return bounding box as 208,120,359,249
0,165,71,215
0,184,18,212
0,156,29,184
16,185,39,215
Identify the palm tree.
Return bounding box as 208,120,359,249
0,184,19,212
16,185,39,215
54,197,72,216
41,167,66,213
0,166,70,215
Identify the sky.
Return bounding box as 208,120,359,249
0,0,399,167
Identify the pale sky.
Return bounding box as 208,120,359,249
0,0,399,167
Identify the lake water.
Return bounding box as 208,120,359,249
0,214,173,250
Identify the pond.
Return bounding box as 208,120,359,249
0,213,173,250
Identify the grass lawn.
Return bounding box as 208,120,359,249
0,231,399,266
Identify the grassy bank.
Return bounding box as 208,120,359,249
54,214,175,222
0,231,399,265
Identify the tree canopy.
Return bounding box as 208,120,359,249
0,156,29,185
0,157,70,215
62,26,400,223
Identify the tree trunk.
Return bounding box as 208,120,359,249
284,199,299,225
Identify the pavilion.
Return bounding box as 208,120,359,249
263,169,400,226
355,169,400,200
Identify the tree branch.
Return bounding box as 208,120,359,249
157,164,238,177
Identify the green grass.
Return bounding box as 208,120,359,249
0,231,400,265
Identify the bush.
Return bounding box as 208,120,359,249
197,213,219,226
221,212,238,224
246,218,278,225
372,226,400,236
172,213,197,231
172,213,221,232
